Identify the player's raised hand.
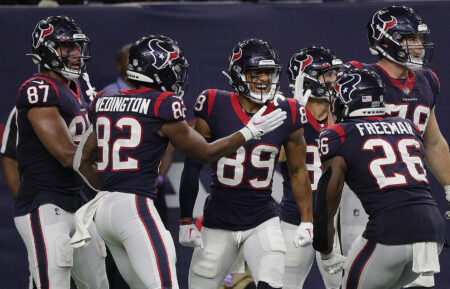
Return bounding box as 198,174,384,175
294,222,313,247
320,251,346,275
179,219,203,248
239,105,287,141
294,72,311,106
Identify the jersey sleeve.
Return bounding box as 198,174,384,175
318,124,345,163
154,92,186,122
272,97,307,131
193,89,216,122
424,68,440,96
17,77,60,109
0,107,18,159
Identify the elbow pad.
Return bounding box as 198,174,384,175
313,167,332,253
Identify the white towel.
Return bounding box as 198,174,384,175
412,242,441,275
70,191,110,248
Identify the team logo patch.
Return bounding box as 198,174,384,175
335,73,361,104
32,20,54,49
148,39,179,69
370,10,397,41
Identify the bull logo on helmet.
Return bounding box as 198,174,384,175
148,39,180,70
335,73,361,104
32,21,54,49
231,47,242,63
289,54,313,79
370,10,397,41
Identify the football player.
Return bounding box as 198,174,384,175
279,46,343,289
314,68,445,289
13,16,109,288
339,6,450,288
178,38,312,289
72,35,286,289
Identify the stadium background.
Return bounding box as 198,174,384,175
0,1,449,288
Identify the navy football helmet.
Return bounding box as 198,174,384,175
30,16,90,80
331,68,385,123
226,39,281,104
367,6,433,71
287,46,342,101
127,35,188,96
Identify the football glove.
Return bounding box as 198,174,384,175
179,223,203,248
320,251,346,275
294,222,313,247
239,105,287,141
445,185,450,219
294,72,311,106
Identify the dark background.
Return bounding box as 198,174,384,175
0,2,449,288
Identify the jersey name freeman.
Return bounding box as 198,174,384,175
96,96,151,114
355,120,414,137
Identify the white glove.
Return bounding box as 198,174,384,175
294,222,313,247
239,105,287,141
179,224,203,248
320,251,346,275
294,72,311,106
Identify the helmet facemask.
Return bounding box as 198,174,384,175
53,38,90,80
240,64,281,104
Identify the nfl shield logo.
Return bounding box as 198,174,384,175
403,87,410,95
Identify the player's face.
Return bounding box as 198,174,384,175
402,34,425,61
319,69,338,94
246,68,274,94
57,42,83,70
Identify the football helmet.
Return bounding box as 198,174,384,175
127,35,188,96
287,46,342,101
331,68,385,123
30,16,90,80
367,5,433,71
226,39,281,104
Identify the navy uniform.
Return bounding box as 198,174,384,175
13,73,108,288
319,116,445,288
184,89,306,288
338,61,439,255
89,87,182,289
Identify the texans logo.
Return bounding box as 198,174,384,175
148,39,179,69
335,73,361,104
370,11,397,41
289,53,313,79
32,21,54,49
231,47,242,63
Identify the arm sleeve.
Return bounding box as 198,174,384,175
179,156,204,219
1,107,18,159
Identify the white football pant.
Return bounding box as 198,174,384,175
189,217,285,289
14,204,109,289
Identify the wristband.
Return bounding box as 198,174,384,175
239,126,253,142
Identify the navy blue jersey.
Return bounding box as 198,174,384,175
90,88,186,198
15,74,90,216
193,90,307,230
280,107,328,225
319,117,445,244
347,61,439,134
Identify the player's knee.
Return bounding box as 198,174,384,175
256,281,281,289
191,250,220,279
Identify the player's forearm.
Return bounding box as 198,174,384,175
1,157,20,197
179,157,203,219
196,132,246,163
79,162,103,190
291,169,313,222
424,138,450,186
